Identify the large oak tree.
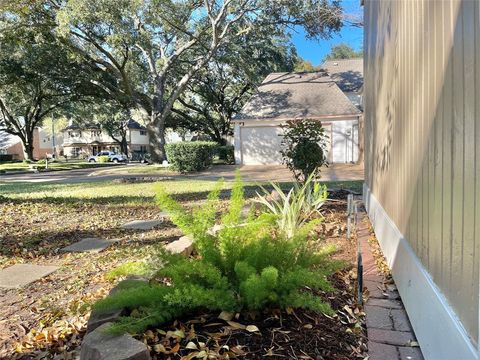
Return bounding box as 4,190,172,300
52,0,343,161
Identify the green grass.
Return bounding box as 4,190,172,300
0,178,363,202
0,160,116,173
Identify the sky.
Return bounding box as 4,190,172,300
291,0,364,66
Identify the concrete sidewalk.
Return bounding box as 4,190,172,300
0,163,363,184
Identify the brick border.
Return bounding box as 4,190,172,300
357,211,424,360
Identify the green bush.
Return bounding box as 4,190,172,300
165,141,217,172
0,154,13,162
97,155,110,163
94,173,340,334
216,145,235,164
280,119,329,182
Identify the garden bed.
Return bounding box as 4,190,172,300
133,270,366,359
0,180,366,359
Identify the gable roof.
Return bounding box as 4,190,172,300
63,119,146,131
234,72,361,121
322,58,363,93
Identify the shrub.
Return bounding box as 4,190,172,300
255,172,328,238
94,173,340,334
97,155,110,163
280,119,329,182
0,154,13,162
216,145,235,164
165,141,217,172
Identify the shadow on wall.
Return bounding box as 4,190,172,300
241,127,284,165
367,0,478,350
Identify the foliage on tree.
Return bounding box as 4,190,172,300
325,43,363,60
170,33,297,145
49,0,343,162
94,174,340,334
0,8,95,160
294,59,322,73
280,120,329,182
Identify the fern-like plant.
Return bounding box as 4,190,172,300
94,172,339,334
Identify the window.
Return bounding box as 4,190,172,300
140,130,147,136
140,145,147,153
91,130,101,137
72,147,81,157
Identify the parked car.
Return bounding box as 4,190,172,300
87,151,127,163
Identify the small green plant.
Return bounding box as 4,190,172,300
255,172,327,238
165,141,217,172
280,119,329,182
94,173,339,334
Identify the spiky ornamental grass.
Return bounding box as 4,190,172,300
94,172,342,334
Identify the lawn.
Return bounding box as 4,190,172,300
0,178,364,359
0,160,117,173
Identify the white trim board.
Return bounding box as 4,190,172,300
363,183,478,360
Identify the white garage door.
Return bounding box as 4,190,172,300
241,126,283,165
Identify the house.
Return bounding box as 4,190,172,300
0,128,63,160
62,119,149,158
363,1,479,359
232,72,362,165
322,58,363,110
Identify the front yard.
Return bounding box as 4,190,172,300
0,160,118,173
0,178,365,359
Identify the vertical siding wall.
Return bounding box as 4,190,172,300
364,0,480,343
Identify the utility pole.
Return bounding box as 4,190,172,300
51,116,56,159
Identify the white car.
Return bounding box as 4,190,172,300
87,151,127,163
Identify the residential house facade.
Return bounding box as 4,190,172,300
233,72,362,165
62,120,150,158
363,1,479,359
0,128,63,160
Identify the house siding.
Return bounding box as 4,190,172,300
364,0,479,346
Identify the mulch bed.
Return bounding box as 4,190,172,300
135,271,366,359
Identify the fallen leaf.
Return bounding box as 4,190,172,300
218,311,234,321
246,325,260,333
226,321,246,330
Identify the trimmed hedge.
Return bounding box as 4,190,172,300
0,154,13,162
165,141,217,173
216,145,235,164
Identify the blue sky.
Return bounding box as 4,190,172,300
291,0,363,66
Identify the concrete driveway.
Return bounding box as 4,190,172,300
0,163,364,184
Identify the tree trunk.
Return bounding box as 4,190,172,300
22,140,34,161
147,121,166,163
120,137,129,157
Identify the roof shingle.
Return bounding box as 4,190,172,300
234,72,361,121
322,58,363,93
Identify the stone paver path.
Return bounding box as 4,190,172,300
60,238,118,253
0,264,58,289
357,211,424,360
121,217,167,230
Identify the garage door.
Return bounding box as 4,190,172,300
240,126,283,165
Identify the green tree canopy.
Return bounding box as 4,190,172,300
325,43,362,60
0,7,96,160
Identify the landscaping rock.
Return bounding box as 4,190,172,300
81,323,151,360
60,238,117,253
87,308,125,334
0,264,58,289
165,236,193,256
